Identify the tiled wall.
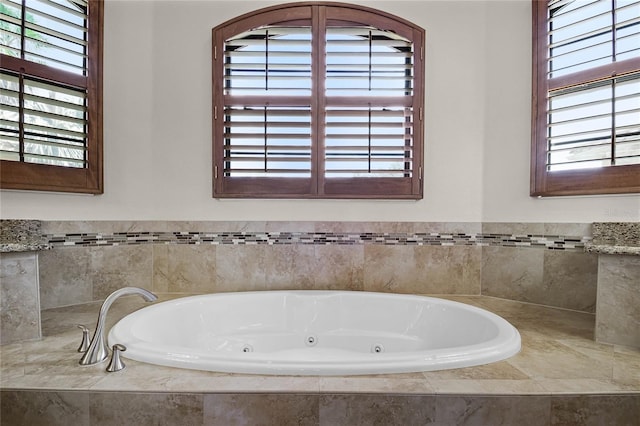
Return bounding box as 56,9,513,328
481,223,598,313
35,221,597,314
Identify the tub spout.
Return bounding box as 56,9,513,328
79,287,157,366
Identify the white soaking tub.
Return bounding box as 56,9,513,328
108,291,521,375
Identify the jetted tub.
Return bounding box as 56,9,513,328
108,291,521,375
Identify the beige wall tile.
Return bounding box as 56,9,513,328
319,394,435,426
90,245,153,300
596,255,640,348
41,220,147,234
197,221,268,233
39,247,92,309
204,394,318,425
314,221,415,233
264,244,365,291
544,222,592,237
550,395,640,426
266,221,316,232
363,245,425,293
542,251,597,313
313,245,364,291
435,395,550,425
481,246,545,303
153,244,216,293
413,222,482,234
423,245,481,294
482,222,545,235
364,245,481,295
90,392,203,425
0,390,89,425
215,245,268,292
0,253,41,344
264,244,316,290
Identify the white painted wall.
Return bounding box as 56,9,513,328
1,0,638,222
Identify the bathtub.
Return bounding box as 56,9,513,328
108,291,521,375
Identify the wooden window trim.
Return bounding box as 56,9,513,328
212,2,424,199
530,0,640,197
0,0,103,194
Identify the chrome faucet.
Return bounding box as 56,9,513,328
79,286,157,366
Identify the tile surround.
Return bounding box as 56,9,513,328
364,245,481,294
38,245,153,309
582,222,640,349
2,391,638,426
481,247,598,313
1,220,636,424
33,221,597,314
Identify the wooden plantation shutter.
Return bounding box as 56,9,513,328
1,72,87,168
219,21,315,196
531,0,640,196
212,2,424,198
0,0,103,193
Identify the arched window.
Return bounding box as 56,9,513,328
212,2,424,198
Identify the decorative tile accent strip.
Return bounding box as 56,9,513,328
45,231,590,251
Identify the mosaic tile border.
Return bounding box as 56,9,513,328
45,231,590,251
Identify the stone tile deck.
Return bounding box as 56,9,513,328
1,295,639,425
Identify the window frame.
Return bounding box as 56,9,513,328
212,2,424,199
531,0,640,197
0,0,104,194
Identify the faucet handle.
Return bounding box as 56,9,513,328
76,325,91,353
106,344,127,373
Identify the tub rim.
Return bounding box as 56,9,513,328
108,290,521,375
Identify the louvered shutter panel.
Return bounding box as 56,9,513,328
0,0,90,169
325,27,414,179
545,0,640,171
22,0,88,75
223,106,312,177
222,26,313,179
